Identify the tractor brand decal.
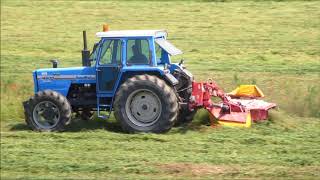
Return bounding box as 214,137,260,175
37,75,96,80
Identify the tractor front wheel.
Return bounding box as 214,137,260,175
114,75,178,133
23,90,72,132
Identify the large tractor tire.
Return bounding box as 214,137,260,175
23,90,72,132
114,75,178,133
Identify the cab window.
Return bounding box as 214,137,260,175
99,39,122,65
127,39,150,65
155,43,162,64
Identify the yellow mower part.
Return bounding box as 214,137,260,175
218,113,252,128
228,85,265,98
209,112,252,128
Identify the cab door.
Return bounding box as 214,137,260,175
96,39,123,94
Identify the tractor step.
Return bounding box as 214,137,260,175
97,105,112,119
96,96,113,120
99,104,111,107
98,115,109,119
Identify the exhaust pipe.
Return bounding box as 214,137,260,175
82,31,90,66
50,59,59,68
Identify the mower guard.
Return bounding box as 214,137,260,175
228,85,265,98
189,81,276,127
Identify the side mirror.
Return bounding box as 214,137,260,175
92,43,99,54
178,59,184,66
89,43,99,65
50,59,59,68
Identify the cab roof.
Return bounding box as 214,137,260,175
96,30,167,38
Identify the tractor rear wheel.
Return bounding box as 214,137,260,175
114,75,178,133
23,90,72,132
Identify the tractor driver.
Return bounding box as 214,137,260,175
129,45,149,64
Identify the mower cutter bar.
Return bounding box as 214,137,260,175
189,81,276,127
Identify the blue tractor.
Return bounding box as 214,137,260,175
23,28,195,133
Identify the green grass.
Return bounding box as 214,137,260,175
1,0,320,179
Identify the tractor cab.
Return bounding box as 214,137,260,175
91,30,182,67
90,30,186,97
88,30,190,119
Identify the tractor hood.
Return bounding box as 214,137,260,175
35,67,96,80
34,67,96,96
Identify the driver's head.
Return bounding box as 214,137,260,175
132,45,139,55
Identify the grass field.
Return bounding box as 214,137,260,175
1,0,320,179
